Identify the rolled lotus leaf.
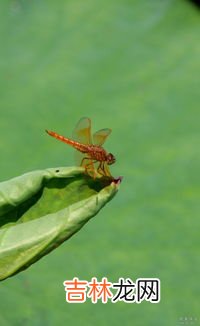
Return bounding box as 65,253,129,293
0,167,120,281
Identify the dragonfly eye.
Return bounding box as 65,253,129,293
107,153,116,165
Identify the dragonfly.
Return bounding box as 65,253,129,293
46,117,116,178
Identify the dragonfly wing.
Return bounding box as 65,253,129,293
72,117,92,144
74,150,85,167
74,150,94,167
74,150,96,177
93,128,112,146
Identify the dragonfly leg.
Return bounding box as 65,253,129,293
104,163,112,177
80,157,97,178
97,162,111,177
97,162,106,176
80,157,89,166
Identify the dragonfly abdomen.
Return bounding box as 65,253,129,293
46,130,88,152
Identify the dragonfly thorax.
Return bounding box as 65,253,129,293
86,145,115,165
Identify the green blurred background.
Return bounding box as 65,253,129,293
0,0,200,325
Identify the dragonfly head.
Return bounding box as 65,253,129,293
107,153,116,165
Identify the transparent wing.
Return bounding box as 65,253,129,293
74,150,96,178
74,150,85,167
72,117,91,166
72,117,91,144
93,128,112,146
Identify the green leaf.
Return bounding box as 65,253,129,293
0,167,120,281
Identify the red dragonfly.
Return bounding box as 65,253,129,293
46,117,116,178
